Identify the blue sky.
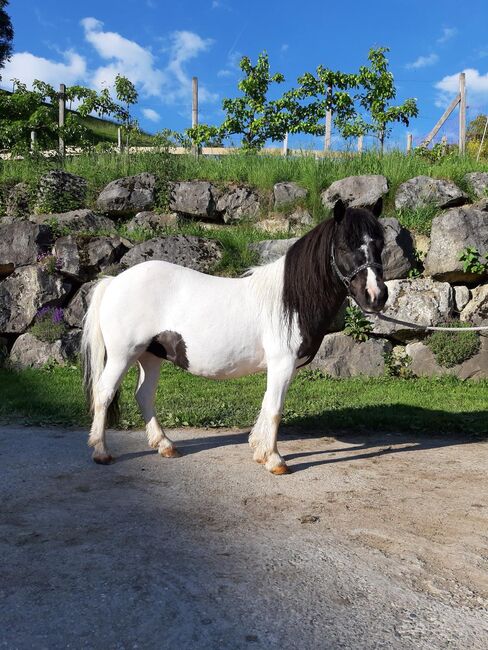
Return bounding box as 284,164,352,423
4,0,488,149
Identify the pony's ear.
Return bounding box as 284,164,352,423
333,199,346,223
372,197,383,218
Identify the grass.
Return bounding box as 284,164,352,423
0,365,487,435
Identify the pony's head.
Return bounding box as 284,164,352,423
331,199,388,313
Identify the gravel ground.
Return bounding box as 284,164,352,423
1,424,488,649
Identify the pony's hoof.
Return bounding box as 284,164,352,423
159,447,182,458
270,463,291,475
93,453,113,465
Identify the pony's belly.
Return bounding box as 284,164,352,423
186,345,267,380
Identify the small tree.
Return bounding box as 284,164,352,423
114,74,139,148
466,114,488,158
0,0,13,75
335,47,418,152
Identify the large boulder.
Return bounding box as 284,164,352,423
97,173,157,216
0,221,52,278
380,218,415,280
321,175,388,212
5,182,31,220
120,235,222,273
423,207,488,282
53,235,130,281
125,211,178,233
273,182,307,208
169,181,214,218
369,278,454,341
249,238,298,265
394,176,467,211
0,266,72,333
64,281,98,328
34,170,87,214
31,209,117,234
464,172,488,199
215,185,260,223
460,284,488,326
406,337,488,380
310,332,392,377
9,330,80,369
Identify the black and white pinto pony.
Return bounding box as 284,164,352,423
82,200,388,475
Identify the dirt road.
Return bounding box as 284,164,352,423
1,424,487,649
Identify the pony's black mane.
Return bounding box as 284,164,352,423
282,207,383,365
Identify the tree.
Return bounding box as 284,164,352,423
0,0,13,75
335,47,418,152
466,114,488,159
114,74,139,148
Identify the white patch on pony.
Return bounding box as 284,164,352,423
361,236,380,301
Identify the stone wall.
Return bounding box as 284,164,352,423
0,170,487,377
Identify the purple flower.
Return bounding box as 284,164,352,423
36,306,50,319
52,307,64,324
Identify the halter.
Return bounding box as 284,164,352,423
331,243,383,289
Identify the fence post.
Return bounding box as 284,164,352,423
407,133,413,153
58,83,66,158
30,130,37,151
357,135,363,153
459,72,466,155
324,85,332,152
441,134,448,155
192,76,199,157
282,132,289,156
117,127,123,153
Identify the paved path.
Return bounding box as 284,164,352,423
1,425,488,649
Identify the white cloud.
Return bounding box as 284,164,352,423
1,50,87,88
437,27,457,44
165,30,217,103
217,49,241,79
435,68,488,107
406,53,439,69
142,107,160,122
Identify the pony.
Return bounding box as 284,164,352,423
81,200,387,475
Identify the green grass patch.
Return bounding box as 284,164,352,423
0,365,486,436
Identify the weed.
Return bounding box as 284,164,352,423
344,305,373,342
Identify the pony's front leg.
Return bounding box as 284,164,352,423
249,358,296,475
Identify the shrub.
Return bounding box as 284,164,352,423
30,307,67,343
426,323,480,368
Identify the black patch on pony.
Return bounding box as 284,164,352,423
282,202,384,366
147,330,189,370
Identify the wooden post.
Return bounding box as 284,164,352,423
192,76,199,157
117,127,123,153
421,94,460,148
357,135,363,153
30,130,37,151
459,72,466,155
282,132,289,156
441,134,448,155
58,83,66,158
406,133,413,153
476,116,488,161
324,85,332,151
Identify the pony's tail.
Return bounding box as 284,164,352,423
81,277,119,426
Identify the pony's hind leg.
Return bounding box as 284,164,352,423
249,357,296,475
136,352,180,458
89,356,132,464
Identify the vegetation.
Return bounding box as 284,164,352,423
0,0,13,73
426,324,481,368
459,247,488,275
0,364,486,434
29,307,67,343
343,305,373,341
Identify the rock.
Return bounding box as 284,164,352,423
64,282,97,328
321,175,388,212
5,182,31,220
120,235,222,273
413,233,431,258
215,185,260,223
472,198,488,212
394,176,468,211
32,209,117,234
53,235,130,281
273,182,307,208
380,218,415,280
369,278,454,341
34,170,87,214
255,209,312,235
406,337,488,380
0,266,72,333
310,332,392,377
464,172,488,199
289,207,313,227
249,238,298,264
125,211,179,233
97,173,156,216
9,330,79,369
169,181,214,218
255,219,292,234
460,284,488,325
0,221,52,277
423,207,488,282
454,286,471,313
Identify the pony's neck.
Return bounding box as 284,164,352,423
282,219,347,363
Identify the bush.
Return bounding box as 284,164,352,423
29,307,67,343
426,323,480,368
